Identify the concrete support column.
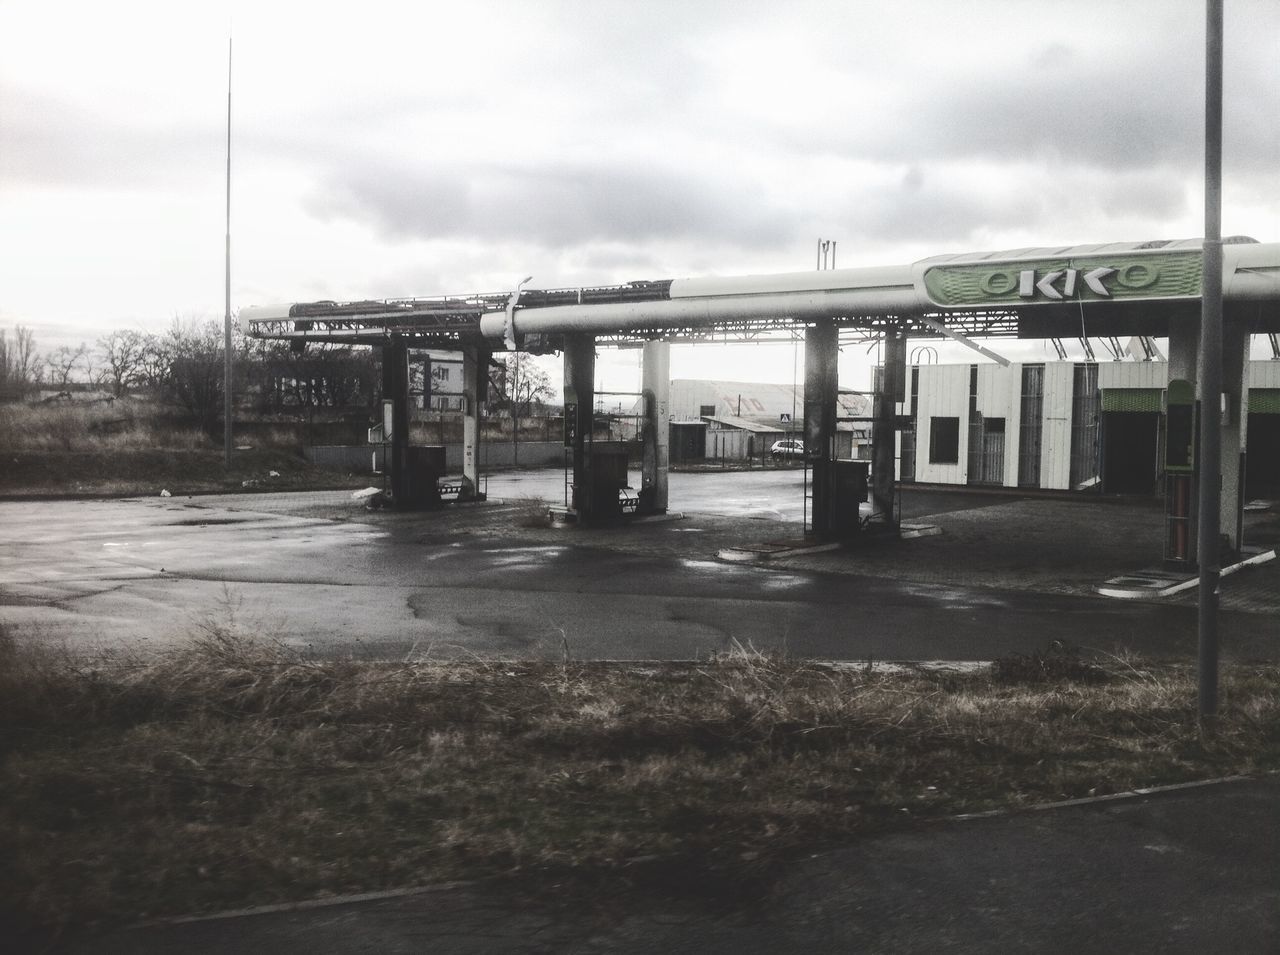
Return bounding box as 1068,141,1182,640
459,339,490,502
563,334,596,519
1166,318,1200,565
1220,320,1249,550
639,340,670,515
1168,318,1200,384
873,328,907,525
804,320,839,539
380,339,410,507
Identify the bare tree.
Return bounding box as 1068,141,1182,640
1,325,42,399
96,329,149,397
166,318,226,436
135,333,173,393
0,329,13,398
46,343,89,391
493,353,554,462
250,339,376,412
494,353,554,414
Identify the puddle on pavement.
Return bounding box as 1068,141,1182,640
757,574,809,590
680,558,745,574
168,518,256,527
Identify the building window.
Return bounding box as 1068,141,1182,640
929,417,960,464
699,404,717,417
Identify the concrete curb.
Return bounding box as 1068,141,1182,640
717,524,941,562
1097,547,1277,599
632,511,687,524
546,507,687,527
121,881,476,931
950,773,1261,820
899,522,942,539
717,541,841,562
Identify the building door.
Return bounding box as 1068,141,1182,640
1069,363,1100,488
1246,412,1280,497
1018,364,1044,487
900,366,919,482
1101,412,1159,494
968,415,1006,485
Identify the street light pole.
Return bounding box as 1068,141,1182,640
1197,0,1224,720
223,36,234,470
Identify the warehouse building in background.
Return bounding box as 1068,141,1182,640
659,379,872,463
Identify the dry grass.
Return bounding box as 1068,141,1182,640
2,624,1278,938
510,494,555,527
0,400,373,497
0,399,207,453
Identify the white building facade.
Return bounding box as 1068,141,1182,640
898,360,1280,496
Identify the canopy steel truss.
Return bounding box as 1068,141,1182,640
245,291,1024,350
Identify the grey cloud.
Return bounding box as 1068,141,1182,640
0,87,220,189
571,244,669,276
833,164,1190,249
305,159,798,250
1089,173,1189,222
789,18,1275,178
848,184,1039,246
826,50,1199,173
1032,43,1075,70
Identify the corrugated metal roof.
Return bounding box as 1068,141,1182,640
703,415,786,433
666,380,870,420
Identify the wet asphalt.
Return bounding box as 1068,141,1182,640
1,469,1277,663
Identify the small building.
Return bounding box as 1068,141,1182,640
897,359,1280,496
643,379,872,463
704,414,870,462
704,415,786,462
666,379,869,425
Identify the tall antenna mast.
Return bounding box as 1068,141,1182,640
223,35,234,468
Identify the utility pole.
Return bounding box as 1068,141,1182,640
223,36,234,469
1197,0,1224,720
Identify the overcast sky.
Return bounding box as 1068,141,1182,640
2,0,1277,393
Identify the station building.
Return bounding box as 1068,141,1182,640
898,359,1280,497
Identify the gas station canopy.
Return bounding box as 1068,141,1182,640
243,237,1280,350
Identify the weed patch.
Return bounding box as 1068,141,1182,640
990,641,1110,685
0,399,372,496
2,629,1278,937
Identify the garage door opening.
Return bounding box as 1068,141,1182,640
1102,412,1160,495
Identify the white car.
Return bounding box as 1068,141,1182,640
770,439,805,460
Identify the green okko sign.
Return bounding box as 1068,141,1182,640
923,250,1203,308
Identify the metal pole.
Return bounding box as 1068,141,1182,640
511,354,519,466
223,36,233,469
1197,0,1224,720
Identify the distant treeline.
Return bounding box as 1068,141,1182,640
1,320,558,437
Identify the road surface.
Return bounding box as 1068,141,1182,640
1,472,1275,661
